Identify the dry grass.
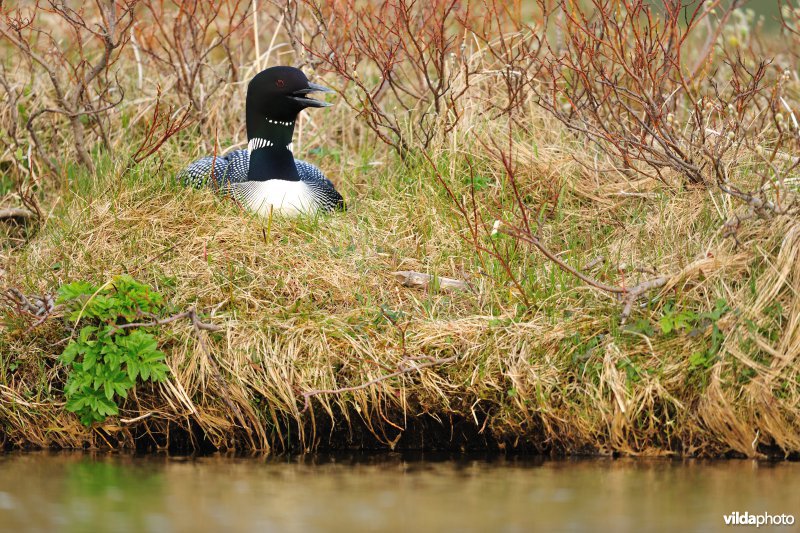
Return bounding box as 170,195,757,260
1,1,800,458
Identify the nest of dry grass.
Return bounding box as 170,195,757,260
1,126,798,457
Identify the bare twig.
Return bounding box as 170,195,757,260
120,412,153,424
0,208,34,222
297,0,479,155
130,89,194,165
391,270,469,291
2,288,61,332
112,308,223,332
620,277,669,324
1,0,138,174
584,256,606,271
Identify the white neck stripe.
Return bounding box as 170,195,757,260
248,137,274,153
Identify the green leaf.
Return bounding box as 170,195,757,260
83,351,97,371
126,359,139,381
60,343,81,365
80,412,98,426
97,397,118,417
57,281,97,303
625,319,655,337
65,396,88,413
79,326,98,343
104,381,115,401
114,382,130,398
151,363,168,382
689,351,710,369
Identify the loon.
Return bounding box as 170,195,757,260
179,66,344,216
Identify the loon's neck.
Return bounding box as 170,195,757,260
246,107,299,182
247,147,299,182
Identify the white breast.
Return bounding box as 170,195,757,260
231,180,317,217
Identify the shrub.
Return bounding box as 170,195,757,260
57,275,169,426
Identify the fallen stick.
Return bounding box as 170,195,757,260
111,307,222,332
0,208,34,222
620,276,669,324
391,270,469,291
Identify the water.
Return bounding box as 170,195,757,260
0,453,797,532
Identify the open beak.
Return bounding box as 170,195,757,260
289,82,334,108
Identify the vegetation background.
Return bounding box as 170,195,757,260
1,0,799,458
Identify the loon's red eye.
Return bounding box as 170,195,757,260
276,79,285,88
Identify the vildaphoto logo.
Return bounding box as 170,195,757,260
723,512,795,527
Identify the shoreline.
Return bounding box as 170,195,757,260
3,405,798,460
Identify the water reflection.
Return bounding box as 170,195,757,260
0,452,797,532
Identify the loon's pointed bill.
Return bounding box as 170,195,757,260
288,82,334,107
177,66,345,216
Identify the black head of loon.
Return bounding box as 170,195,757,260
245,66,333,182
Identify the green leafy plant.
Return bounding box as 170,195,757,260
658,304,698,335
660,299,730,370
624,318,656,338
57,275,169,425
